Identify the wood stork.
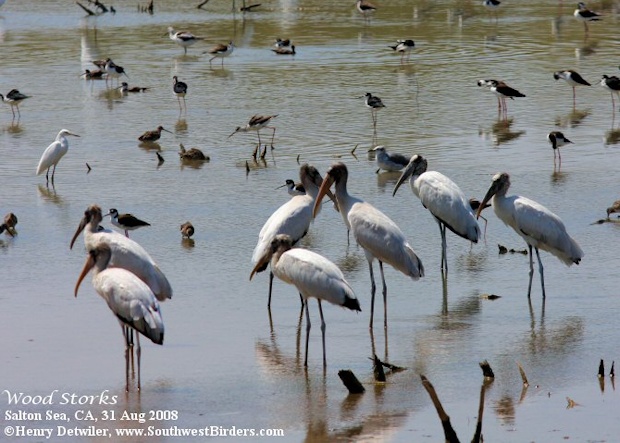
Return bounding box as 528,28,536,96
70,205,172,302
393,155,480,273
251,164,335,308
313,162,424,329
250,234,361,367
547,131,573,169
166,27,204,54
36,129,80,186
75,243,164,391
476,172,584,298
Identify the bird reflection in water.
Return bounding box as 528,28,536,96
480,117,526,146
37,184,65,206
554,109,590,128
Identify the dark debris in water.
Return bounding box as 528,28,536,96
498,244,527,255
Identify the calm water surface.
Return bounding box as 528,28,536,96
1,0,620,441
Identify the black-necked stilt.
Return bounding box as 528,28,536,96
166,27,204,54
574,2,601,33
119,82,149,93
92,58,112,70
274,38,291,48
271,45,296,55
483,0,501,17
547,131,573,169
207,41,234,67
104,59,128,86
0,213,18,237
173,76,188,113
81,69,106,80
179,143,209,161
553,70,591,108
606,200,620,219
479,80,525,118
138,126,172,142
180,221,195,238
356,0,376,21
388,39,415,63
0,89,31,119
106,208,151,237
36,129,80,186
600,75,620,112
228,115,278,156
277,179,306,196
372,146,409,173
362,92,385,131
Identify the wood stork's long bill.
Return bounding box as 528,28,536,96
70,205,103,249
392,154,426,197
74,246,103,297
476,172,584,298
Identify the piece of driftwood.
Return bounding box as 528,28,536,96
471,382,486,443
598,359,605,378
479,360,494,379
420,375,460,443
372,354,386,382
338,370,365,394
517,361,529,387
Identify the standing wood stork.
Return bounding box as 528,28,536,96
392,155,480,273
36,129,80,186
547,131,573,169
251,234,361,367
476,172,584,298
70,205,172,302
313,162,424,329
166,27,204,54
251,164,335,308
75,243,164,391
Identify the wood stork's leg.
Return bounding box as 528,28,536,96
527,244,534,298
318,300,326,368
368,261,377,329
267,271,274,309
535,247,546,298
136,333,142,390
303,299,311,367
378,260,388,330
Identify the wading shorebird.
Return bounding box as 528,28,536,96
166,26,204,54
574,2,602,34
547,131,573,169
179,143,209,161
138,125,172,142
600,75,620,112
271,45,296,55
388,39,415,63
356,0,376,21
362,92,385,132
207,41,234,67
36,129,80,186
0,213,18,237
106,208,151,237
553,70,591,108
372,146,409,173
277,179,306,196
119,82,150,93
180,222,194,238
228,114,278,157
173,76,188,113
0,89,31,119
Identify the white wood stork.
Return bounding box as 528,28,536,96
476,172,584,298
75,243,164,391
251,234,361,367
313,162,424,329
393,155,480,273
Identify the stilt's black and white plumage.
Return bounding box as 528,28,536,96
106,208,151,237
547,131,573,169
553,70,591,108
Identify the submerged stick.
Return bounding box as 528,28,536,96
479,360,494,380
420,375,460,443
517,362,529,387
471,382,486,443
196,0,210,8
338,370,365,394
372,354,386,382
611,361,615,378
598,359,605,378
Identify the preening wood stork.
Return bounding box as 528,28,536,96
251,164,335,308
476,172,584,298
313,162,424,329
70,205,172,302
250,234,361,367
75,243,164,391
36,129,80,186
393,155,480,273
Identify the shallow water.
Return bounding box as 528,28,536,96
1,0,620,441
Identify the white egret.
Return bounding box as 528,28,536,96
70,205,172,302
393,155,480,273
476,172,584,298
251,164,334,308
35,129,80,185
75,243,164,391
251,234,361,367
313,162,424,329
